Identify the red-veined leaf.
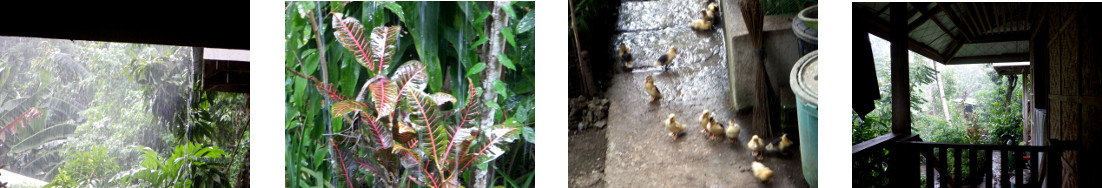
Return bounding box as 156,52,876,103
358,111,392,149
369,77,400,119
457,78,482,128
368,25,402,74
330,100,367,118
331,13,375,71
392,60,428,99
330,138,355,188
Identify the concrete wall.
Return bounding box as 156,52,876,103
727,28,802,110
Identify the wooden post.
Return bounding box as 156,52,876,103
568,0,596,97
890,3,912,134
887,3,919,187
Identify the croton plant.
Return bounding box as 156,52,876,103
290,13,520,187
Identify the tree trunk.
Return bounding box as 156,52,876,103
933,60,952,125
473,1,510,188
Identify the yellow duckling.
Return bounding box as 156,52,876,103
699,109,711,133
766,133,794,155
665,113,685,139
644,75,662,102
619,43,634,70
748,135,765,160
751,161,774,183
654,48,677,72
725,120,740,143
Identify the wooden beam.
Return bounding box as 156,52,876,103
890,2,912,135
860,15,949,63
967,31,1030,44
939,3,974,42
994,65,1031,75
946,53,1030,64
907,3,940,32
944,41,965,62
853,133,912,155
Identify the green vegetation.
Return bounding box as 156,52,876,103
285,1,535,187
853,36,1024,146
0,37,249,187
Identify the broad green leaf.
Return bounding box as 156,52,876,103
380,1,406,22
330,100,368,118
293,77,306,103
497,53,516,70
522,126,535,144
472,34,489,48
304,52,319,75
476,11,492,24
493,80,508,98
516,9,535,34
369,77,400,119
500,2,517,19
467,62,486,76
502,27,516,48
403,2,444,92
10,123,77,154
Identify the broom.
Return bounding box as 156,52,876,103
741,0,779,137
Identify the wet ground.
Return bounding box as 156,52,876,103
586,0,810,187
569,129,608,188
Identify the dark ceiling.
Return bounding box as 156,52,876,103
0,2,249,50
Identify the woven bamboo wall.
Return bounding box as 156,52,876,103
1041,3,1102,187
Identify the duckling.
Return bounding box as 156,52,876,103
747,135,765,160
664,113,685,139
619,43,634,70
699,109,711,133
690,18,712,31
725,120,740,143
705,2,720,21
765,133,794,155
654,48,677,72
644,75,662,102
707,117,725,140
751,161,774,183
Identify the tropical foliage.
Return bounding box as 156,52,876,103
0,37,249,187
286,1,535,187
853,35,1025,146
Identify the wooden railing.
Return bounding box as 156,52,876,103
900,141,1074,188
853,133,919,187
854,134,1075,188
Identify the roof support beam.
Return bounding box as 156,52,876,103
946,53,1030,64
907,2,939,32
939,2,975,42
860,15,948,63
967,31,1031,44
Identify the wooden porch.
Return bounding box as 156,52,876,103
853,2,1101,187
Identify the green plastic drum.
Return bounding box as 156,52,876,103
789,50,818,187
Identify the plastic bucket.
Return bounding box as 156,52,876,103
793,5,818,56
789,50,818,187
